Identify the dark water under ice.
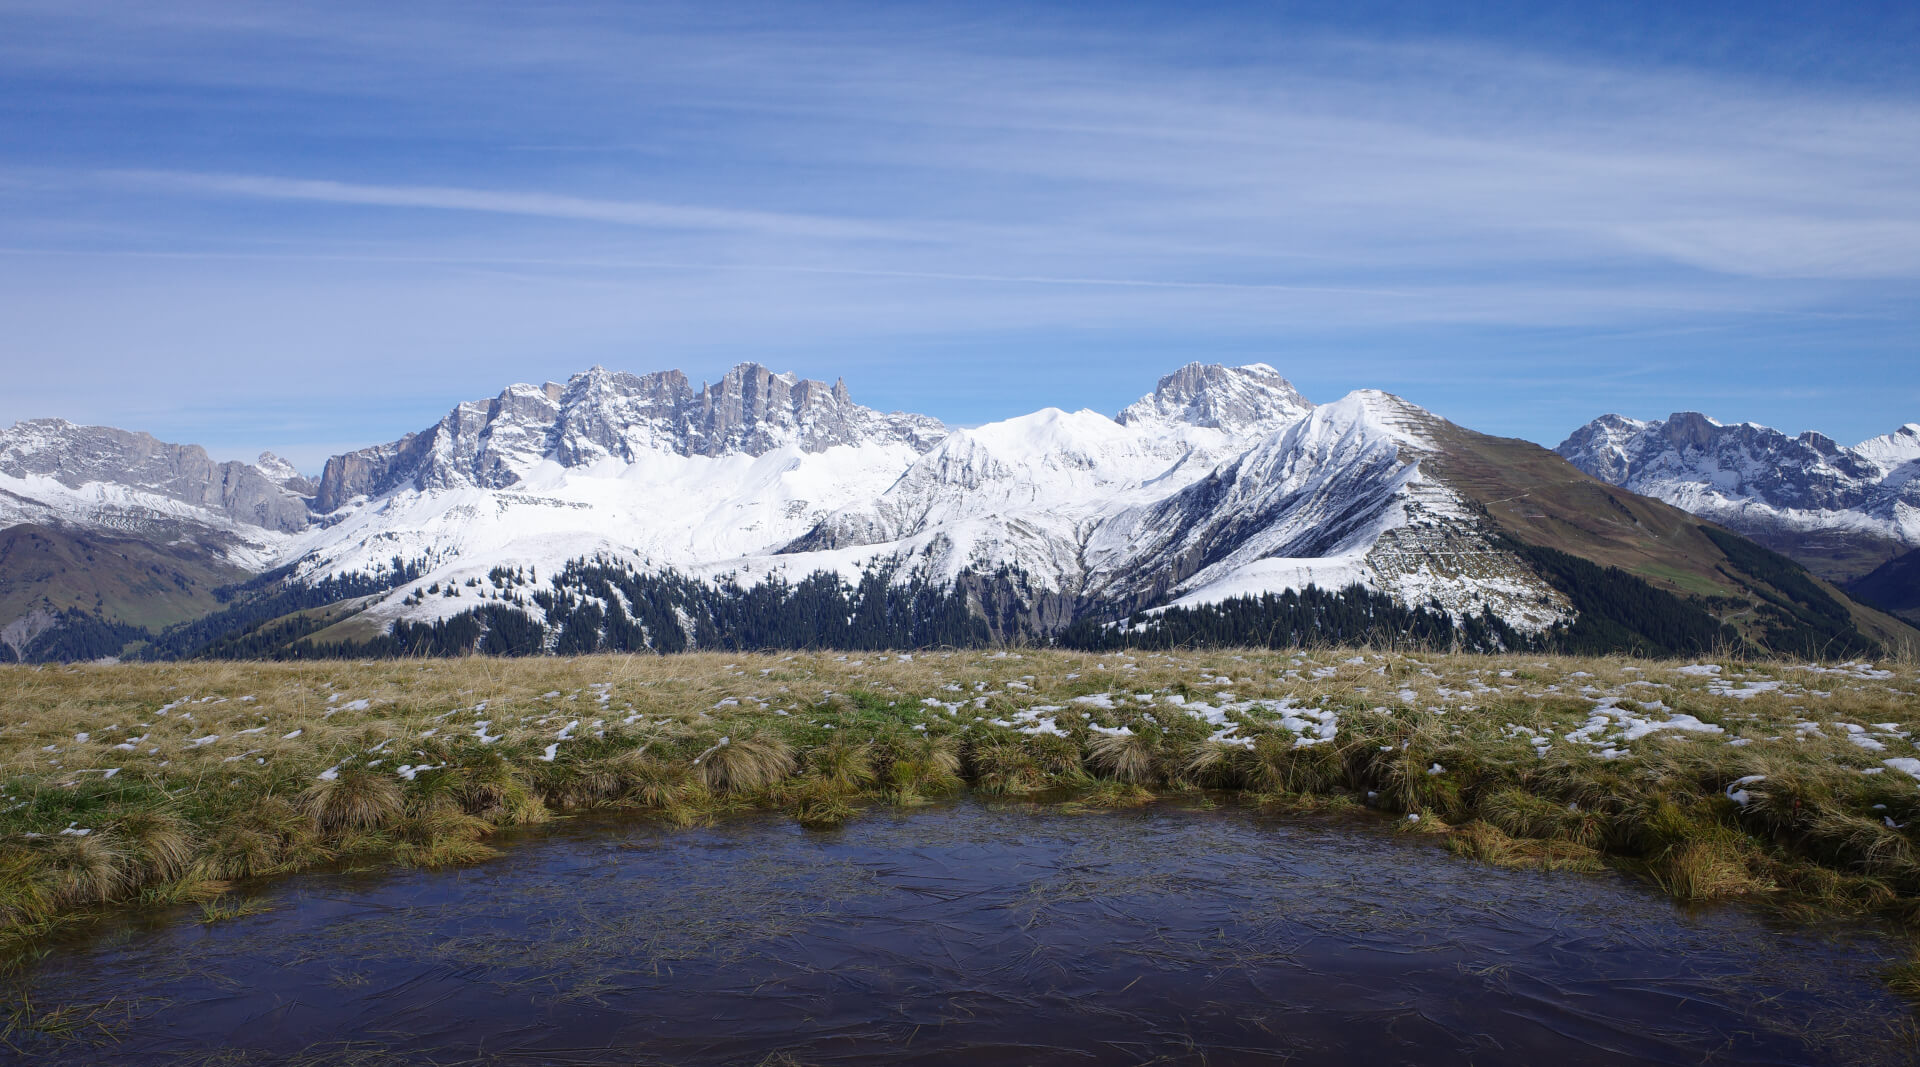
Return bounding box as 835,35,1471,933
8,798,1916,1065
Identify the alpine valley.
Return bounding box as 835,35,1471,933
2,362,1912,662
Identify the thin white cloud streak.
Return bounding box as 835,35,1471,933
18,6,1920,284
621,31,1920,283
0,244,1420,296
815,64,1920,281
1608,219,1920,280
4,2,1919,455
0,247,1867,379
103,171,902,241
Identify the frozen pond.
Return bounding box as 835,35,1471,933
7,798,1915,1064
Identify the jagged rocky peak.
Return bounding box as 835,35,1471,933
1556,411,1920,544
254,451,300,481
697,361,946,455
253,452,314,494
1560,412,1889,490
314,362,949,511
552,362,946,463
700,363,844,448
1652,411,1725,453
1653,412,1859,463
1856,423,1920,476
1552,414,1650,484
3,417,206,489
0,418,311,533
1115,362,1313,437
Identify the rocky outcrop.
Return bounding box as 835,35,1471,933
1556,412,1920,562
0,419,312,533
254,452,315,495
0,607,57,663
313,363,946,512
313,432,431,514
1115,362,1313,436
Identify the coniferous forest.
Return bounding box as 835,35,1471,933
1697,527,1880,659
1056,585,1496,653
12,532,1887,663
0,609,150,663
284,559,991,659
137,559,426,661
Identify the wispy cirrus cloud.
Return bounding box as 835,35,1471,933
2,0,1918,460
103,170,903,241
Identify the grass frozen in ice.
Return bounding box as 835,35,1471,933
3,646,1920,972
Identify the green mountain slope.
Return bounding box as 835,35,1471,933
1847,547,1920,626
1419,421,1918,656
0,523,247,635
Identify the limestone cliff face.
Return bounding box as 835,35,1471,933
1115,362,1312,437
313,363,945,512
0,419,312,533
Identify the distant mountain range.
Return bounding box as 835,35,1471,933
2,362,1912,661
1557,413,1920,624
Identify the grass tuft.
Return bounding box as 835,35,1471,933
1075,779,1156,808
115,811,196,882
806,739,875,795
39,833,135,906
1087,729,1159,785
298,767,404,832
1651,839,1765,903
697,732,795,794
968,739,1046,795
1448,821,1605,872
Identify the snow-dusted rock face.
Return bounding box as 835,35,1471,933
1099,394,1417,594
1856,425,1920,488
787,408,1197,554
0,419,312,540
772,363,1320,590
742,381,1562,634
271,360,1570,638
1093,390,1565,629
313,363,945,512
285,363,948,593
252,452,314,495
1556,413,1920,549
1115,362,1313,439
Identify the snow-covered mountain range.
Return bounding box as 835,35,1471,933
4,361,1910,658
0,420,310,571
1556,413,1920,572
285,361,1561,637
1,361,1570,641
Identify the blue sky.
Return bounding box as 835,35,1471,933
2,0,1916,468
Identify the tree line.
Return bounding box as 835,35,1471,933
16,526,1884,662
